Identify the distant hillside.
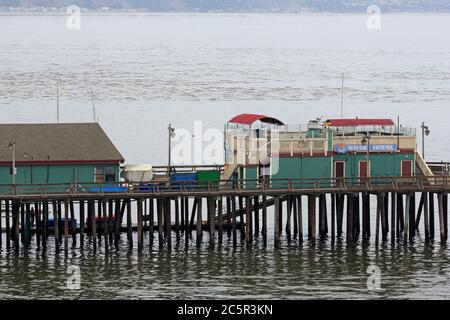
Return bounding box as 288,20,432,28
1,0,450,12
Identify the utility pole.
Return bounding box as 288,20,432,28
8,142,16,186
340,73,344,119
56,80,60,123
91,90,96,123
168,124,175,175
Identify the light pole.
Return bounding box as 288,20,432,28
421,122,430,159
168,124,175,175
8,142,16,186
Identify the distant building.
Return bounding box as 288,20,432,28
0,123,124,185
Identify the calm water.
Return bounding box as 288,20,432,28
1,13,450,299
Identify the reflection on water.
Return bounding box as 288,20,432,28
1,232,450,299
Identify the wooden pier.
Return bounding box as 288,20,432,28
0,175,449,253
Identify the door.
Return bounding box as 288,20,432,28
401,160,412,177
359,160,369,183
334,161,345,186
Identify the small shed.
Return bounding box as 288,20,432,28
0,123,124,185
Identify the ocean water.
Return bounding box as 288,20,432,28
0,13,450,299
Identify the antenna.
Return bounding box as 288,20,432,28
91,90,96,122
56,80,60,123
340,73,344,119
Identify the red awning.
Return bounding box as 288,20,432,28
228,113,284,126
327,118,394,127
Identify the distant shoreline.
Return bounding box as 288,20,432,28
1,10,450,15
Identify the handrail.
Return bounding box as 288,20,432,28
0,175,449,197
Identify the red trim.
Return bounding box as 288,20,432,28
229,113,284,126
0,159,124,165
327,118,394,127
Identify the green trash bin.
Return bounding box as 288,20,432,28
196,170,220,188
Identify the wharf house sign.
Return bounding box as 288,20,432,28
333,144,398,154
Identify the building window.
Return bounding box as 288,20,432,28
94,167,104,183
94,166,116,183
104,167,116,182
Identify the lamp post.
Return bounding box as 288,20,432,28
421,122,430,159
168,124,175,175
8,142,16,186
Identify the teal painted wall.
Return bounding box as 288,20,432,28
333,153,414,178
244,167,257,189
0,164,120,185
269,156,332,188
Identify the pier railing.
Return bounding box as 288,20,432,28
0,175,449,198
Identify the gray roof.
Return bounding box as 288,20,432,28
0,123,124,163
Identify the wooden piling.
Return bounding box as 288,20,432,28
102,200,108,252
346,194,353,243
0,201,2,249
375,194,381,244
380,193,388,242
218,196,223,244
274,196,281,245
126,198,132,243
330,194,336,243
362,193,370,241
6,200,11,250
415,193,425,231
443,193,448,241
70,201,76,247
397,193,404,239
64,201,69,252
90,200,97,251
438,193,446,242
164,198,171,250
80,200,85,247
208,196,216,245
148,198,154,246
297,196,303,244
390,192,396,243
253,196,259,236
184,197,189,247
226,196,232,238
157,199,164,248
137,198,143,250
196,197,202,246
353,193,360,240
424,192,430,242
231,196,237,246
53,201,59,252
408,193,416,241
429,192,435,240
43,201,48,248
262,195,267,238
286,195,292,242
307,195,316,241
319,194,328,238
336,194,344,236
108,199,113,244
175,197,180,241
239,196,245,242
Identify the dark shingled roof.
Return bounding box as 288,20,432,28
0,123,124,163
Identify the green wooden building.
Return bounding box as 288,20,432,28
223,114,430,188
0,123,124,186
